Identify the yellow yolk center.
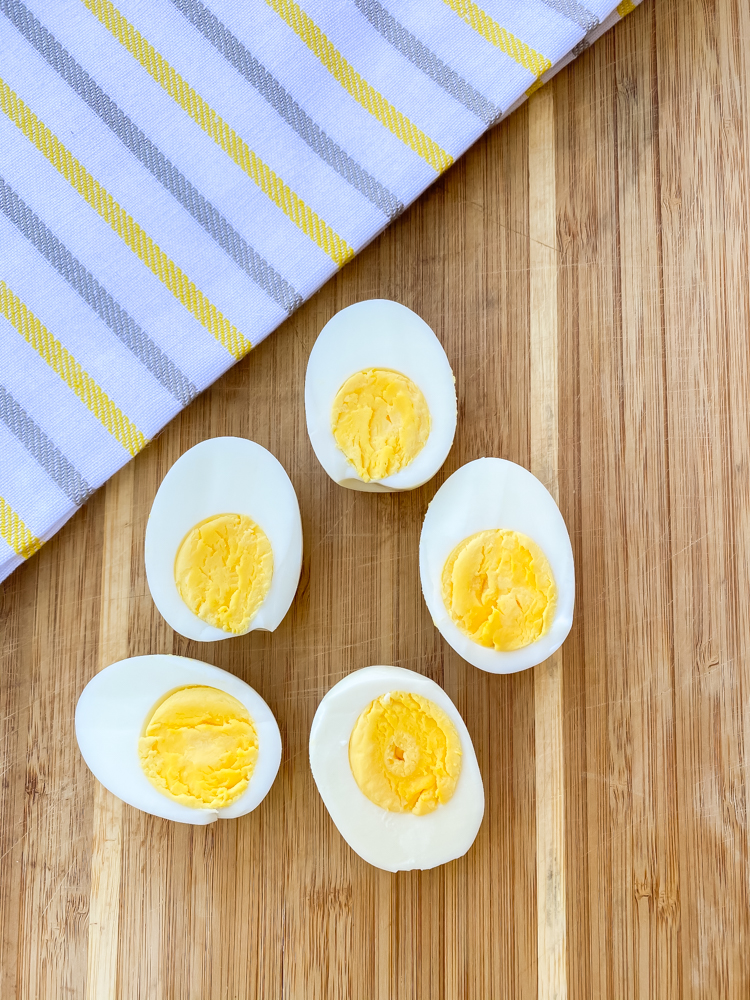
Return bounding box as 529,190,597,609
174,513,273,634
138,686,258,809
331,368,430,482
348,691,462,815
441,529,556,651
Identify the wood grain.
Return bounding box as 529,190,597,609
529,85,567,1000
1,1,749,996
86,465,133,1000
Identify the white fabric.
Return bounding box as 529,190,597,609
0,0,640,581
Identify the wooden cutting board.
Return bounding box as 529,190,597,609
2,1,749,996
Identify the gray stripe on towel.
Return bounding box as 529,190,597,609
0,0,303,316
537,0,599,33
0,177,198,407
0,384,94,507
353,0,502,126
169,0,404,221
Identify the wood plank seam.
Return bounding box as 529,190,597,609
85,464,133,1000
529,85,568,1000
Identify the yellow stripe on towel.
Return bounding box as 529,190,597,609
0,77,251,360
0,496,42,560
83,0,355,268
0,281,148,457
442,0,552,78
266,0,452,174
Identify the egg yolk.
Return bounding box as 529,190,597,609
348,691,462,815
331,368,430,482
138,686,258,809
174,513,273,634
441,529,556,651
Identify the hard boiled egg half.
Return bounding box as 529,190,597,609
145,438,302,642
305,300,457,492
76,655,282,824
420,459,575,674
309,665,484,871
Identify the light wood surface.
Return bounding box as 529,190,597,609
2,1,749,996
85,464,133,1000
529,85,567,1000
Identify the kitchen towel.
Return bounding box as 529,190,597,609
0,0,640,583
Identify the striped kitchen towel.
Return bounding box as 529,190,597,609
0,0,640,584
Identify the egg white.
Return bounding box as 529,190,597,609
420,458,575,674
145,437,302,642
309,665,484,872
305,300,457,492
75,655,282,825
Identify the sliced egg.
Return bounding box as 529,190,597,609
305,300,457,492
309,665,484,872
420,459,575,673
75,655,282,825
145,437,302,642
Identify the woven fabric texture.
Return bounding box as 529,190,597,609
0,0,639,582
